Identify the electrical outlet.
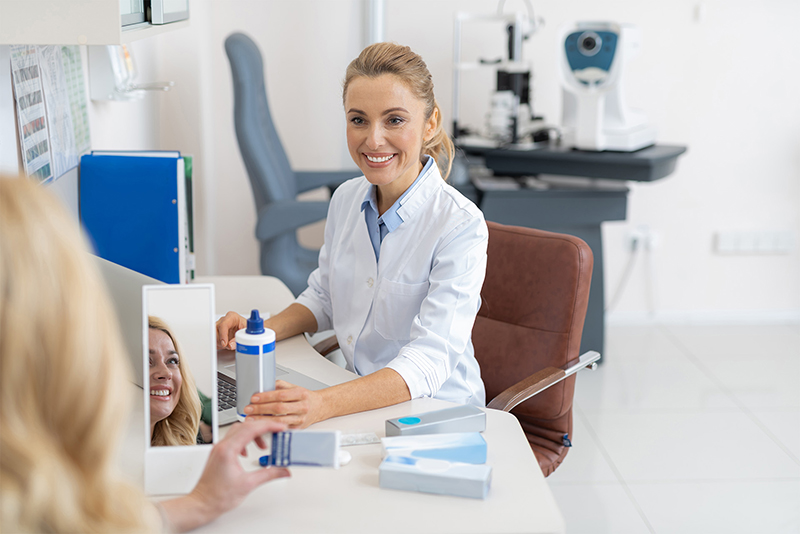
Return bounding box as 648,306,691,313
626,225,657,251
714,230,795,255
626,229,643,251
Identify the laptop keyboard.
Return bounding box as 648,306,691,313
217,366,318,413
218,374,237,411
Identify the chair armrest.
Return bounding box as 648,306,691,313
255,200,329,242
295,170,359,194
313,335,340,357
486,366,565,411
486,351,601,412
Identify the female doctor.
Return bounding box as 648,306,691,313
217,42,488,428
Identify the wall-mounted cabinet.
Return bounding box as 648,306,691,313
0,0,189,46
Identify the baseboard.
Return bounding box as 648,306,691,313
606,309,800,326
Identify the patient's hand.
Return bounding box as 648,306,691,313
191,420,290,511
160,419,290,532
216,311,246,350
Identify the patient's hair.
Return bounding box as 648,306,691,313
149,316,202,447
343,42,455,181
0,176,160,532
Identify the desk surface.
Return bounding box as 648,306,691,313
460,142,687,182
144,276,566,533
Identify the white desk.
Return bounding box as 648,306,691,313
171,276,565,533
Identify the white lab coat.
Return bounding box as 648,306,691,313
296,162,488,406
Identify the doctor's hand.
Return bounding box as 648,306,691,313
216,311,246,350
243,380,325,429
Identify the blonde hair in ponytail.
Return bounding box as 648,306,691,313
343,42,455,181
0,177,160,533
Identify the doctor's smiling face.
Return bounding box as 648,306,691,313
149,327,183,428
345,74,437,205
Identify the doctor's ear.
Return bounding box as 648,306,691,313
423,107,439,142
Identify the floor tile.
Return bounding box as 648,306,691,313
561,324,800,534
603,325,680,362
547,412,619,484
702,355,800,409
663,324,800,361
628,480,800,534
549,483,652,534
588,411,800,481
749,408,800,461
574,351,737,414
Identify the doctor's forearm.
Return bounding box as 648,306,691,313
265,303,318,341
318,368,411,420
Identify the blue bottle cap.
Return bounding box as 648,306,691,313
246,309,265,334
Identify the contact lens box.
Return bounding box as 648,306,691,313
381,432,487,464
385,405,486,436
379,455,492,499
259,430,341,468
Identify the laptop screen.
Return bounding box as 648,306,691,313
94,255,164,388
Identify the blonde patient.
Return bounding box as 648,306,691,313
0,177,290,533
148,316,203,446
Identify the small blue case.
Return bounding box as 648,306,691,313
385,405,486,436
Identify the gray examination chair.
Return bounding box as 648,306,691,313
224,32,356,295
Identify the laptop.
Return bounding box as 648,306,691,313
96,254,328,425
217,348,329,425
95,255,164,388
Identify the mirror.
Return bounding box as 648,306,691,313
142,283,216,495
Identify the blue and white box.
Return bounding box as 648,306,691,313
385,405,486,436
381,432,488,464
379,456,492,499
259,430,341,468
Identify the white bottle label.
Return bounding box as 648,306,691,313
234,329,276,415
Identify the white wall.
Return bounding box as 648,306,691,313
3,0,798,323
379,0,800,323
184,0,798,322
0,41,161,217
153,0,363,275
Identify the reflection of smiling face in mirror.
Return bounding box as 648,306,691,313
149,328,183,429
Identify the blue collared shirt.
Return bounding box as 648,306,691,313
360,155,435,261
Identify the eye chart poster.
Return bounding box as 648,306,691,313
10,45,52,182
10,44,91,183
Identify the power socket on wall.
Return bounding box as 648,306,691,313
714,230,795,255
627,225,658,252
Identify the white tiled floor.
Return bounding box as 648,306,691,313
547,324,800,533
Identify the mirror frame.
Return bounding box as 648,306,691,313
142,283,217,495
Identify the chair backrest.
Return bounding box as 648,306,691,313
224,32,297,210
473,221,593,476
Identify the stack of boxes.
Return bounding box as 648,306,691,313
378,405,492,499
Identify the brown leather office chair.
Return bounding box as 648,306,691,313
475,221,597,476
313,221,598,477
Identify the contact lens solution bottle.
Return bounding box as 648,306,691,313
235,309,276,416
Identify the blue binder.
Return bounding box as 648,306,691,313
80,151,186,284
